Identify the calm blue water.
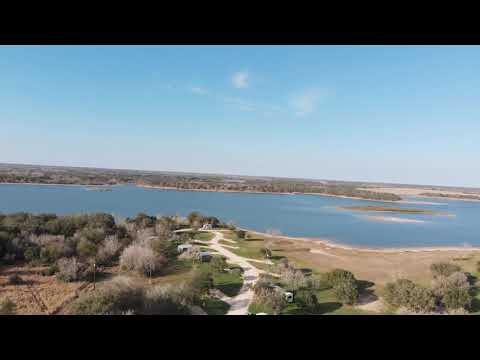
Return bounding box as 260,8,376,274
0,184,479,248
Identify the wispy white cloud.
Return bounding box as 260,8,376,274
289,89,326,116
232,71,250,89
190,86,208,95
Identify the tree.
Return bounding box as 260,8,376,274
235,230,246,239
296,289,319,312
210,256,227,272
333,279,359,305
322,269,356,288
187,212,204,226
383,278,436,313
443,287,472,311
119,244,165,275
430,262,461,278
432,271,472,311
283,268,306,292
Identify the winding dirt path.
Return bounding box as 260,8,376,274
206,231,272,315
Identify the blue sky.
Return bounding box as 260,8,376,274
1,45,479,187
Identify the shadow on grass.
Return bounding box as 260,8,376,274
317,301,343,314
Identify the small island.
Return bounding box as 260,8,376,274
337,205,436,215
419,192,480,201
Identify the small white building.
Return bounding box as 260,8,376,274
177,244,193,253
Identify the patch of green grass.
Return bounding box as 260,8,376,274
213,272,243,297
202,297,230,315
248,301,274,315
193,232,214,241
247,261,272,272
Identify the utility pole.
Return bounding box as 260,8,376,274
93,262,96,290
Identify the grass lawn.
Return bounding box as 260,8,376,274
248,301,275,315
193,232,214,241
212,271,243,297
201,297,231,315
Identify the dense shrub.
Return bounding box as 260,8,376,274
283,268,306,292
150,237,179,261
69,276,192,315
432,271,472,311
143,284,191,315
188,267,214,295
119,244,166,275
443,287,472,311
68,276,144,315
407,286,436,313
430,262,461,278
333,279,359,305
56,257,92,282
235,230,246,239
295,289,319,311
384,279,436,313
75,238,98,259
96,235,121,266
210,256,228,272
384,279,416,307
39,242,67,264
322,269,356,288
0,298,16,315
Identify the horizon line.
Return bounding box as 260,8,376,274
1,161,478,191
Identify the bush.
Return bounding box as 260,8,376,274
384,279,436,313
442,287,472,311
0,298,16,315
96,235,121,266
150,237,179,261
39,242,66,264
235,230,246,239
210,256,227,272
295,289,319,312
143,284,191,315
322,269,356,288
68,276,145,315
187,267,214,296
76,238,98,259
431,271,472,311
56,257,92,282
333,279,359,305
41,264,58,276
119,244,166,275
430,262,461,278
283,268,306,292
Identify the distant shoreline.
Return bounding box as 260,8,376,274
138,184,407,203
0,181,447,204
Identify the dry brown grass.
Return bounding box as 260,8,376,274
253,234,480,286
0,265,88,314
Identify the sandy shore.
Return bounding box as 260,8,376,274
360,215,428,224
242,228,480,253
359,187,480,203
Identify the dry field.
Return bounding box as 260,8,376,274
248,231,480,286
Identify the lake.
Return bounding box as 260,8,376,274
1,184,479,248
